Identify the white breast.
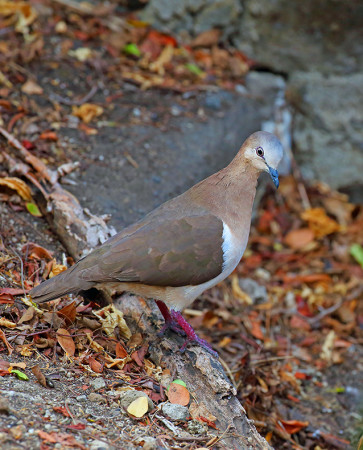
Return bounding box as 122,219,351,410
167,222,247,310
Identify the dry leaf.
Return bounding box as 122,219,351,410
56,328,75,356
231,274,252,304
191,29,221,48
31,364,47,387
22,243,53,260
189,401,216,422
57,301,76,325
0,329,13,354
284,228,315,250
168,382,190,406
127,396,148,418
116,342,128,358
21,79,43,95
301,208,341,238
88,356,103,373
72,103,103,123
93,304,131,339
0,317,16,328
276,419,309,435
320,330,336,362
18,306,35,324
49,262,67,278
68,47,92,62
149,44,174,75
0,177,32,201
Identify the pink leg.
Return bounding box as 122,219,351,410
155,300,185,336
170,310,218,357
155,301,217,357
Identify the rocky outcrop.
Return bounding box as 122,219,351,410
287,72,363,189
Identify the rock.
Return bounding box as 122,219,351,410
235,0,362,75
119,390,154,412
76,395,87,402
139,0,242,39
161,403,189,421
89,440,110,450
238,278,267,304
187,419,208,435
88,393,105,403
134,436,158,449
287,71,363,190
90,377,106,390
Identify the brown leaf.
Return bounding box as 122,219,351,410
88,356,103,373
0,329,13,355
18,306,35,324
22,242,53,260
56,328,75,356
284,228,315,250
57,301,76,325
116,342,128,358
168,382,190,406
31,364,47,387
190,29,221,48
21,79,43,95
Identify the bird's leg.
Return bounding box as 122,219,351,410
170,310,218,357
155,300,185,336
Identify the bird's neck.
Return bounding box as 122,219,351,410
190,160,259,233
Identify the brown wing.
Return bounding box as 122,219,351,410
77,214,224,287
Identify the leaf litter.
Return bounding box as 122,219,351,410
0,1,362,449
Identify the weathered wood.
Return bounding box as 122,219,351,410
115,294,271,450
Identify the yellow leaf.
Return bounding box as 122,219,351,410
301,208,340,238
49,263,67,278
93,304,131,339
0,317,16,328
72,103,103,123
231,274,252,304
127,396,148,418
0,177,32,201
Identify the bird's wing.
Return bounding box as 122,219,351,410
77,213,225,287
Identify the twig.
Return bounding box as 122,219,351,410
0,126,57,185
219,356,237,388
10,247,26,298
49,84,98,106
306,300,343,326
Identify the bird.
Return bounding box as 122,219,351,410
29,131,283,356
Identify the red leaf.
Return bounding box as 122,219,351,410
53,406,71,417
147,30,178,47
276,419,309,435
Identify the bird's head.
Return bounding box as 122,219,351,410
243,131,284,188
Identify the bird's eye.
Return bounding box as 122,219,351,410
256,146,264,157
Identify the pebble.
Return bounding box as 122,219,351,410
88,393,105,403
119,390,154,412
161,403,189,421
90,378,106,390
76,395,87,402
187,419,208,435
135,436,158,449
89,439,110,450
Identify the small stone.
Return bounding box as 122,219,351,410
76,395,87,402
119,390,154,412
238,278,267,304
162,403,189,421
89,439,110,450
88,393,105,403
90,378,106,390
187,419,208,435
135,436,158,449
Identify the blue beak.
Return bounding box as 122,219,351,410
268,166,279,189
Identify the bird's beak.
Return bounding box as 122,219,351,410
267,165,279,189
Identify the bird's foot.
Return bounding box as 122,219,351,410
155,300,217,357
170,310,218,358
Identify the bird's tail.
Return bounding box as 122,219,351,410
29,264,92,303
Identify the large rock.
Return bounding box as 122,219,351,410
287,72,363,189
235,0,362,75
140,0,242,38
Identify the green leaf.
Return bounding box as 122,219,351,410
350,244,363,269
185,63,204,76
11,369,29,381
123,43,141,57
171,379,186,387
26,202,42,217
